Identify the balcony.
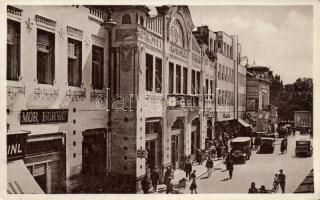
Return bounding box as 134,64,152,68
167,94,200,110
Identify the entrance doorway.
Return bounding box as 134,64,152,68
82,129,106,185
171,118,184,169
146,140,156,170
191,118,200,157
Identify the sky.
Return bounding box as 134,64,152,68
150,6,313,84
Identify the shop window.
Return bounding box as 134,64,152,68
140,16,144,26
169,62,174,94
92,45,104,90
146,53,153,91
176,64,181,94
68,38,82,87
230,47,233,59
191,70,195,94
7,19,20,81
122,14,131,24
26,139,63,155
155,57,162,93
37,29,55,85
183,67,188,94
73,153,76,158
196,71,200,94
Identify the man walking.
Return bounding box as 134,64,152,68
150,166,159,192
226,153,234,180
184,159,192,180
278,169,286,193
205,156,214,178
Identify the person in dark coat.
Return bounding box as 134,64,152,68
248,182,258,193
141,175,151,194
280,138,287,154
205,156,214,178
189,173,197,194
216,144,222,160
278,169,286,193
226,154,234,179
166,178,174,194
184,159,193,180
164,167,172,185
196,149,202,165
150,166,160,192
190,170,196,181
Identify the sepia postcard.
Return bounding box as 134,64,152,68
1,0,319,200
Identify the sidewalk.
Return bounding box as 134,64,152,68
139,158,225,194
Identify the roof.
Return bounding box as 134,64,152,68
231,137,251,142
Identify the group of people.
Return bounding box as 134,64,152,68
141,166,161,194
248,169,286,194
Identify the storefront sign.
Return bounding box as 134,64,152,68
7,132,29,161
137,28,162,50
20,109,68,124
169,44,187,59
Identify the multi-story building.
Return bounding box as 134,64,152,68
245,66,272,133
6,5,113,193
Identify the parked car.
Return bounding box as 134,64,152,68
259,137,275,153
230,137,251,164
295,140,312,157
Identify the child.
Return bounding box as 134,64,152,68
272,174,279,192
190,177,197,194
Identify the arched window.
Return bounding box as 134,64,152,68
169,19,184,47
140,16,144,26
122,14,131,24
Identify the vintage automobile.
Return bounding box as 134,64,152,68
230,137,252,164
257,131,276,140
259,137,275,153
295,140,313,157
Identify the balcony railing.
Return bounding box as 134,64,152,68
167,94,200,110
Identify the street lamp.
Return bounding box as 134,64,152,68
100,8,118,183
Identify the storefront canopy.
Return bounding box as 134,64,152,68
7,160,44,194
238,118,251,128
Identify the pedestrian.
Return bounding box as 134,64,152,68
164,167,171,185
209,144,217,160
258,185,268,193
190,176,198,194
226,154,234,179
184,159,192,180
272,174,279,192
190,170,196,181
280,139,287,154
150,166,159,192
141,174,151,194
216,144,222,160
248,182,258,193
166,177,174,194
221,144,227,159
196,149,202,165
278,169,286,193
205,156,214,178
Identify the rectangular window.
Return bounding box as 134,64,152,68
176,64,181,94
205,79,209,95
68,38,82,87
7,19,20,81
218,89,221,105
183,67,188,94
218,64,221,80
169,62,174,94
210,80,213,99
196,71,200,94
155,57,162,93
230,47,233,59
92,45,104,90
146,53,153,91
222,66,225,81
191,70,195,94
37,29,55,85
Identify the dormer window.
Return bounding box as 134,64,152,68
122,14,131,24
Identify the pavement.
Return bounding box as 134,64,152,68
138,158,225,194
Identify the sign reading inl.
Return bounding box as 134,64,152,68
20,109,68,124
7,132,29,161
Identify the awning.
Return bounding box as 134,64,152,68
238,118,251,128
7,160,44,194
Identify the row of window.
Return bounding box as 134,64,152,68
218,63,234,83
7,19,104,89
168,62,194,95
216,41,233,59
217,89,234,106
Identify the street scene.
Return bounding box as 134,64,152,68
5,4,314,195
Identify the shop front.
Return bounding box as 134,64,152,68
145,118,162,172
7,131,44,194
215,111,235,140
